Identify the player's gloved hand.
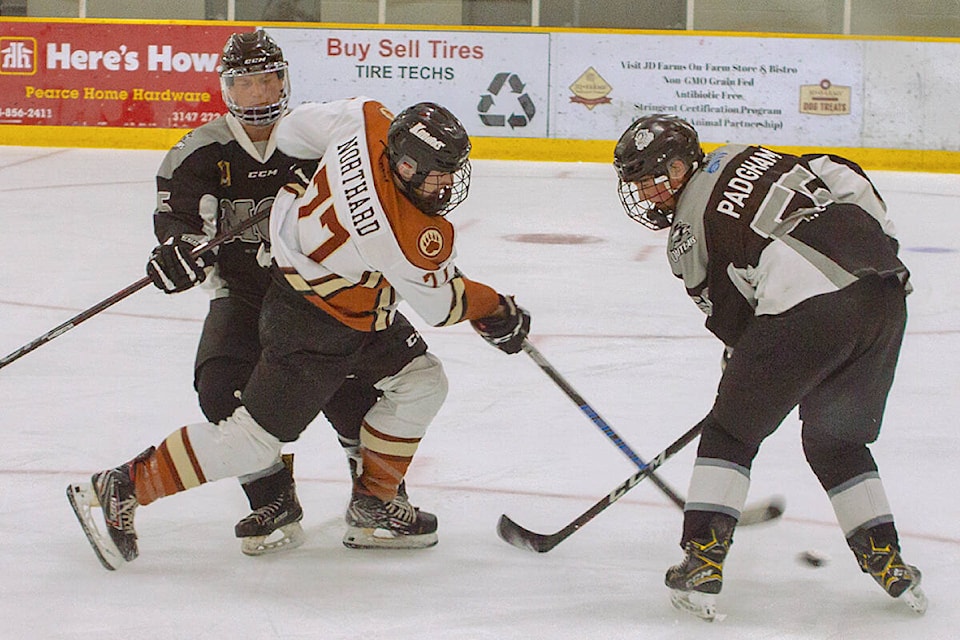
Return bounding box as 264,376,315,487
721,345,734,372
471,295,531,354
146,234,208,293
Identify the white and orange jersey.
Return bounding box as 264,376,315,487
270,97,501,332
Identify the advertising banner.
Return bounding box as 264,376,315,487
269,27,549,138
0,22,241,128
551,32,864,147
6,20,959,167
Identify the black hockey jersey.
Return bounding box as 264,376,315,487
668,144,909,347
153,113,297,305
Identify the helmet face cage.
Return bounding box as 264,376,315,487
219,30,290,127
613,114,703,230
387,102,472,216
617,177,674,230
410,161,472,216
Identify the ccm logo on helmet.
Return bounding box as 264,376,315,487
409,122,445,150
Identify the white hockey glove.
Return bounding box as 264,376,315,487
146,234,209,293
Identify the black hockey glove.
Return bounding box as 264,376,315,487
471,295,531,355
146,234,208,294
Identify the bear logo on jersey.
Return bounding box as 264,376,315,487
418,227,444,258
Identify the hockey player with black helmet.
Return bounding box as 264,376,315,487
385,102,472,215
614,114,927,619
140,29,386,557
68,97,530,567
217,29,290,127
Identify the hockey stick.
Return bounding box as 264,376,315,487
498,411,786,553
521,340,783,527
0,209,270,370
498,417,706,553
522,340,686,507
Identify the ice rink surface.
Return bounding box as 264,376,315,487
1,146,958,639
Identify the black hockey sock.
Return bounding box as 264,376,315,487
241,463,294,510
681,511,736,546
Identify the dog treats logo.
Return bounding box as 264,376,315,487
799,79,851,116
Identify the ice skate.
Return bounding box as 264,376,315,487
235,488,305,556
848,529,928,614
66,455,143,571
665,519,733,622
343,485,437,550
236,454,305,556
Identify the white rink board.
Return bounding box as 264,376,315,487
270,26,549,138
260,25,960,155
549,32,864,146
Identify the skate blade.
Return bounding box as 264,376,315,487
342,526,438,550
240,522,306,556
66,483,125,571
901,570,928,615
903,584,928,615
670,589,726,622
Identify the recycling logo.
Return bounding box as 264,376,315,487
477,72,536,128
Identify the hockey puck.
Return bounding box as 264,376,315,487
797,550,829,567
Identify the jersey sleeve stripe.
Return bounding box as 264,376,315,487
436,276,468,326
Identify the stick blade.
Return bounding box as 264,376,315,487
739,495,786,527
496,514,558,553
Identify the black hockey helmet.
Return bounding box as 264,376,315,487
218,29,290,127
613,114,704,229
387,102,472,216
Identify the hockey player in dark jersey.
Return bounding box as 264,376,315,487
143,29,381,556
614,114,927,620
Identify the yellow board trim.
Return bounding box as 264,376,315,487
3,124,958,173
469,138,960,174
0,124,189,150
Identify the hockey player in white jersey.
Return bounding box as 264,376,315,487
67,98,530,569
613,114,926,620
141,29,389,557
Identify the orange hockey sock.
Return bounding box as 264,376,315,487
132,427,208,506
357,421,420,502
